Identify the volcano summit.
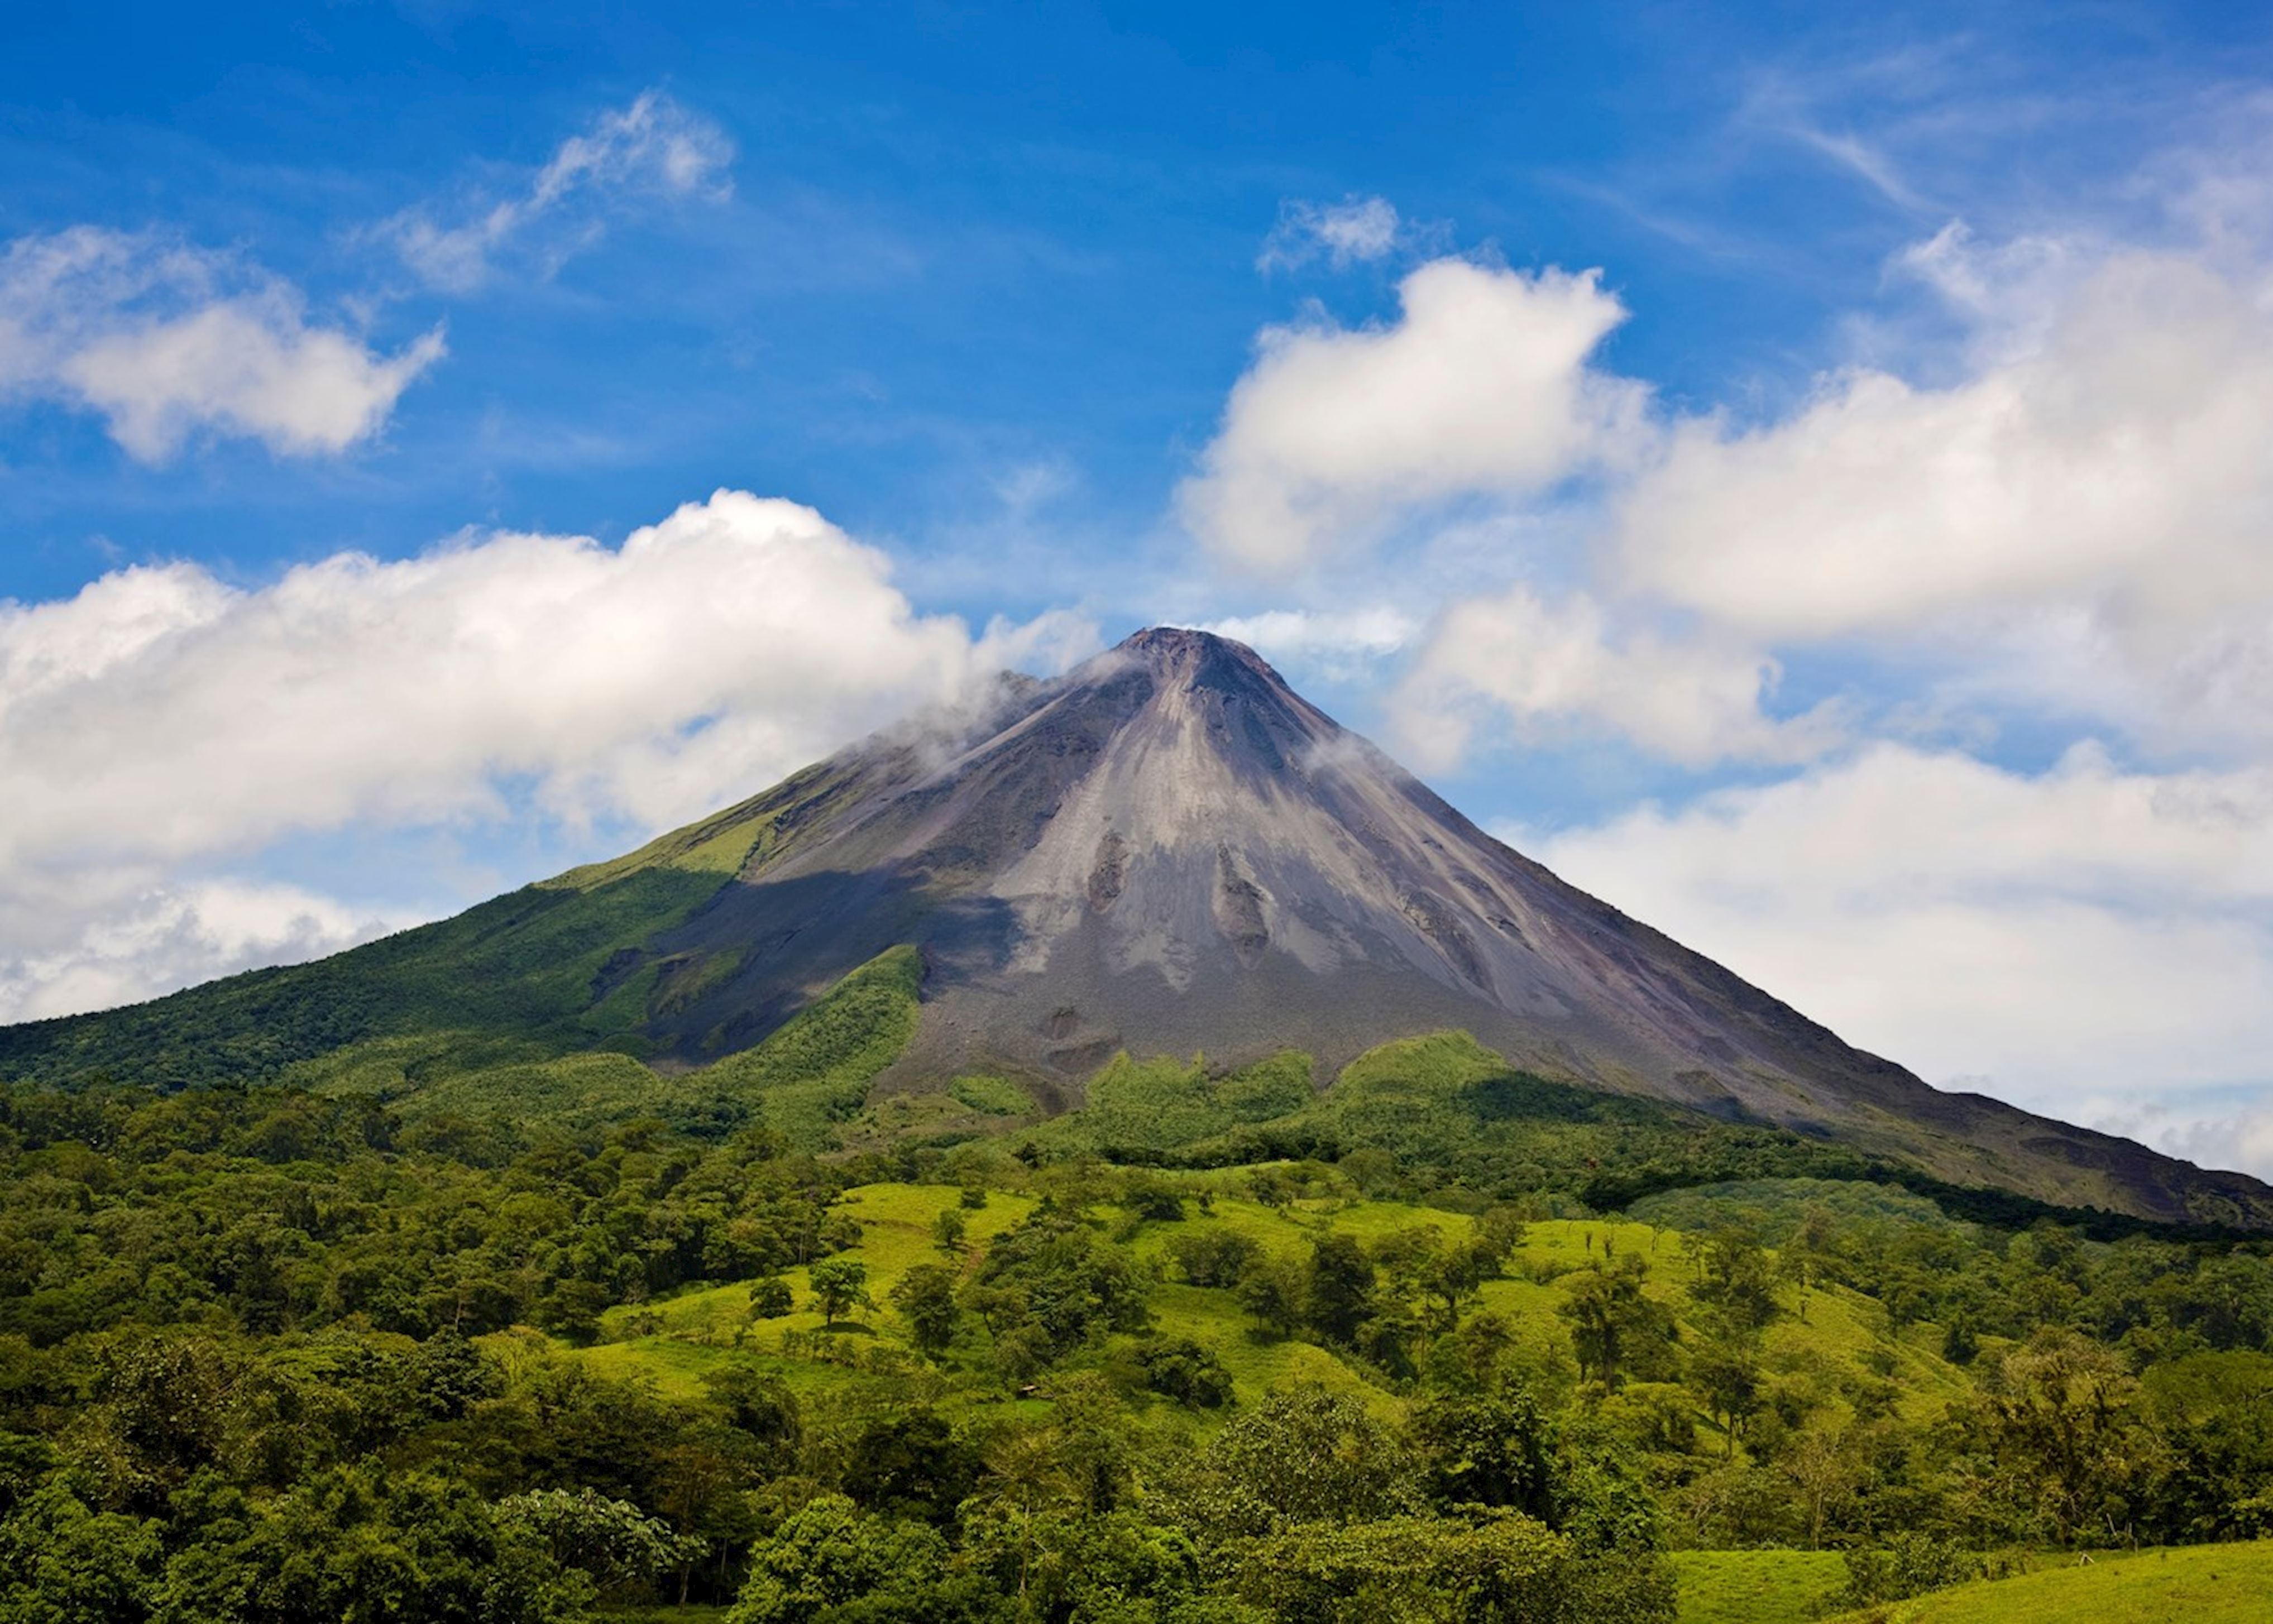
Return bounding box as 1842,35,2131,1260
5,626,2267,1228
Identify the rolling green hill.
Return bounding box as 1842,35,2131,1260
1820,1542,2273,1622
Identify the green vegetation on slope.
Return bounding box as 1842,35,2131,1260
683,945,924,1149
0,759,874,1099
1024,1048,1315,1154
1821,1542,2273,1623
289,945,925,1151
1669,1550,1848,1624
0,864,728,1090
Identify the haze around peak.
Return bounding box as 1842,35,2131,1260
6,6,2273,1176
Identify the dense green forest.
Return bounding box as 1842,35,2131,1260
4,983,2273,1620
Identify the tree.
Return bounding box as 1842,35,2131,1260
1781,1430,1862,1549
1691,1329,1765,1457
1305,1233,1377,1344
1236,1253,1308,1340
965,1428,1076,1601
1129,1336,1234,1408
1170,1228,1258,1287
1414,1386,1557,1519
842,1410,983,1526
1206,1387,1416,1526
1974,1327,2151,1546
1693,1221,1780,1331
726,1494,956,1624
891,1264,962,1357
1557,1258,1672,1391
1223,1512,1626,1624
1425,1241,1497,1329
808,1258,873,1328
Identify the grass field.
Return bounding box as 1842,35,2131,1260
1670,1550,1848,1624
1819,1541,2273,1622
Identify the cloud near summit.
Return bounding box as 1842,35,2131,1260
0,489,1086,1021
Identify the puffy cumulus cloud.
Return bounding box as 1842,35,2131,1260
1178,258,1650,572
0,488,1092,1019
1257,195,1404,271
1391,586,1842,770
0,228,443,459
385,91,735,292
1612,239,2273,749
1527,743,2273,1176
1188,201,2273,774
0,489,1067,874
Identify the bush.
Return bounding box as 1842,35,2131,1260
1171,1229,1260,1287
1840,1532,1988,1606
1131,1336,1234,1409
1224,1513,1576,1624
748,1278,795,1319
727,1493,956,1623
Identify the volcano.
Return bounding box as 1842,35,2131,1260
5,626,2267,1227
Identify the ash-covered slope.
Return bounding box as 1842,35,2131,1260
615,627,2260,1224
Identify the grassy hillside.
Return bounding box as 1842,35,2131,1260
0,863,730,1089
291,944,925,1149
1820,1542,2273,1622
550,1175,1977,1439
1669,1551,1848,1624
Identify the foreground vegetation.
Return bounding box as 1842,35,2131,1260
3,955,2272,1620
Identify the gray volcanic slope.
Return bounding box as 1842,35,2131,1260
635,626,2264,1225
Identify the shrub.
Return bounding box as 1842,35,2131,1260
1840,1532,1987,1606
1131,1336,1234,1409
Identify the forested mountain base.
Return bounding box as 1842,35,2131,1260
4,1034,2273,1622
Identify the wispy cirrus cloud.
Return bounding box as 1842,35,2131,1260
1257,194,1406,271
381,90,736,292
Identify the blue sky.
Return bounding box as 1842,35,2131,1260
8,2,2273,1174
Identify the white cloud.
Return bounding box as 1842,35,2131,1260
1391,585,1842,769
1527,743,2273,1176
0,488,1091,1019
1197,606,1417,667
0,875,400,1023
0,489,1049,869
1613,240,2273,751
1179,258,1649,571
1257,195,1404,271
0,228,443,460
1188,204,2273,773
385,90,735,292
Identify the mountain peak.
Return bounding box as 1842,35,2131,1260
1107,625,1284,692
